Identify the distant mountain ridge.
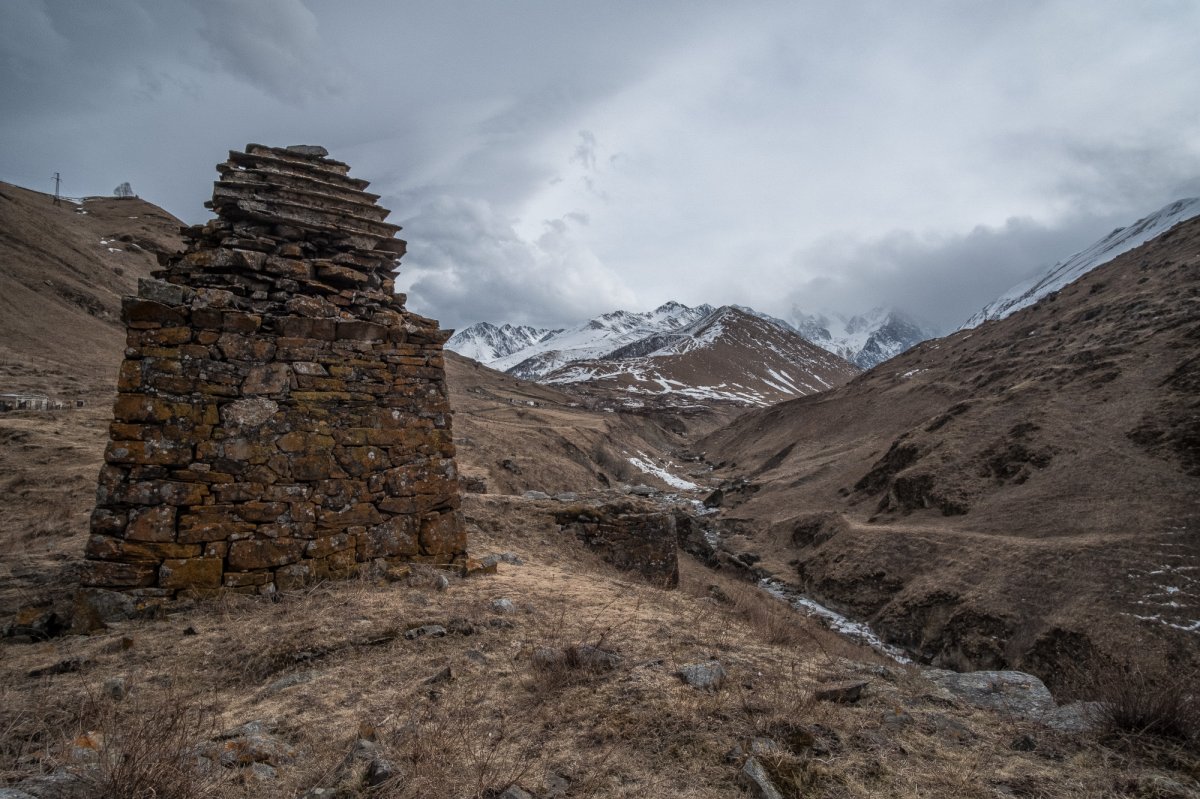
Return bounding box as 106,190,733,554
786,307,940,369
961,197,1200,329
490,301,715,381
540,305,860,406
446,301,861,406
445,322,560,364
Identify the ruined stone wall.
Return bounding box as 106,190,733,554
84,144,465,597
554,502,679,588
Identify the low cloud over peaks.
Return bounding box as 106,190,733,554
395,194,636,329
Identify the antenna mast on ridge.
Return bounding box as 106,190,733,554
52,172,61,205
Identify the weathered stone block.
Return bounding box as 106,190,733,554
122,297,186,326
243,363,291,394
90,507,128,537
359,517,419,558
178,507,255,543
125,505,176,542
419,511,465,555
228,538,304,570
80,560,158,588
274,562,312,590
159,558,223,589
224,571,271,588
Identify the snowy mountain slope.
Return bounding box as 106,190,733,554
445,322,559,363
540,306,859,406
789,307,939,369
961,197,1200,329
492,301,714,380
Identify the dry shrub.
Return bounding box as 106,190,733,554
372,691,537,799
83,691,221,799
1,681,220,799
1086,658,1199,743
726,582,823,649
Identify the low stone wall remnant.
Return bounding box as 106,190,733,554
554,501,679,588
84,144,465,597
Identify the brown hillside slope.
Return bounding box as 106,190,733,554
0,182,183,392
700,216,1200,686
0,187,717,613
445,350,732,496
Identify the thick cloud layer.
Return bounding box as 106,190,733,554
2,1,1198,330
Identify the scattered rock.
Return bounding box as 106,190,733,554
1010,734,1037,751
246,762,278,781
627,484,655,496
553,492,578,502
209,720,297,768
365,754,398,787
814,679,869,704
103,677,128,700
262,670,316,697
881,709,914,728
532,646,567,670
496,787,534,799
1043,701,1102,733
532,645,622,672
404,625,447,640
10,770,94,799
482,552,524,569
490,598,516,614
702,488,724,508
922,669,1055,721
924,713,975,743
678,660,726,690
573,645,623,671
28,658,91,678
424,666,454,685
740,756,785,799
434,573,451,591
523,490,551,501
500,458,522,474
543,771,570,797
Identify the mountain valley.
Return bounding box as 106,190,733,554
1,178,1198,797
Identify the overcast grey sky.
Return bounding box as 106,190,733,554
3,1,1199,331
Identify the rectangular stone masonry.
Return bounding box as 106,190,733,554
86,144,466,598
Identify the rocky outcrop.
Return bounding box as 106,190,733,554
83,144,465,597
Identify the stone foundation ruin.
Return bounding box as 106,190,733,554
84,144,465,596
554,501,679,588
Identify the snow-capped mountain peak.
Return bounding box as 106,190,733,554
445,322,560,364
961,197,1200,329
787,306,938,369
486,301,715,380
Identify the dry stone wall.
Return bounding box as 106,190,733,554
554,501,679,588
84,144,465,597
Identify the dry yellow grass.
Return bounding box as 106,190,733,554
2,496,1198,797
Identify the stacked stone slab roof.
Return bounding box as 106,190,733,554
84,144,465,597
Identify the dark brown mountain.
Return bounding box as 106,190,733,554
700,216,1200,687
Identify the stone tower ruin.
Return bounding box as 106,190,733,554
84,144,465,596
